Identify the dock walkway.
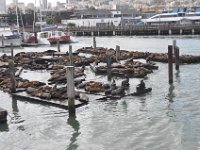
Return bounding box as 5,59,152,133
65,24,200,36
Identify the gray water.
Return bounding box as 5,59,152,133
0,36,200,150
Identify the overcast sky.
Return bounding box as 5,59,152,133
6,0,66,6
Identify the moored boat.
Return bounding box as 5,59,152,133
0,27,22,47
36,30,71,45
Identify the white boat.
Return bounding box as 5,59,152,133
143,7,200,25
36,30,71,45
0,27,22,47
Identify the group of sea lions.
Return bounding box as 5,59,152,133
0,46,199,101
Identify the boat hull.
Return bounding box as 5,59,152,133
36,31,71,45
0,36,22,47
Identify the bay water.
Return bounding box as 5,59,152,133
0,35,200,150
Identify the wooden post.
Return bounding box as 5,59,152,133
168,45,173,84
11,43,14,58
1,35,4,47
34,32,38,43
172,40,176,54
67,66,76,118
9,60,16,93
116,45,120,62
107,56,112,81
174,47,180,70
93,36,96,48
57,39,60,52
69,45,73,65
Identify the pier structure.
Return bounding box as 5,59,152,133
65,24,200,36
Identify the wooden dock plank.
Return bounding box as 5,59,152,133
12,92,88,110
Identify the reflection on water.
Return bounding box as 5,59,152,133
139,98,148,112
11,97,24,125
0,36,200,150
12,97,19,113
121,100,128,113
166,83,176,119
167,83,175,103
0,122,9,132
175,70,181,83
66,117,80,150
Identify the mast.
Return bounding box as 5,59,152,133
19,10,25,33
39,0,43,22
33,0,36,33
15,0,20,34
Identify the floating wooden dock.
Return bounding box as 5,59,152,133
12,92,88,110
0,107,7,123
0,62,8,68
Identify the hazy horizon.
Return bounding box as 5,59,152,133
6,0,66,5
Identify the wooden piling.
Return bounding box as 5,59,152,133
168,45,173,84
173,40,176,54
69,45,73,65
11,43,14,58
93,36,96,48
107,56,112,81
34,32,38,43
116,45,120,62
67,66,76,118
1,35,4,47
57,39,60,52
174,47,180,70
9,60,16,93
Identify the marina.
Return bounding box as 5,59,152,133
0,36,200,149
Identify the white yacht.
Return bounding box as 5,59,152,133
0,27,22,47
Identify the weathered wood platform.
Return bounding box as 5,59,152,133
0,107,7,123
0,62,8,68
12,92,88,110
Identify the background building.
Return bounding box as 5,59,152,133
41,0,48,10
66,0,78,9
0,0,6,14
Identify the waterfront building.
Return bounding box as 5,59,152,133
18,3,26,13
26,3,35,10
48,2,52,10
0,0,6,14
41,0,48,10
66,0,75,9
61,9,141,27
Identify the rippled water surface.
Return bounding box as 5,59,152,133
0,36,200,150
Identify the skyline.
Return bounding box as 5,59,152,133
6,0,67,5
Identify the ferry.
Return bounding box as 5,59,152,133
143,7,200,25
